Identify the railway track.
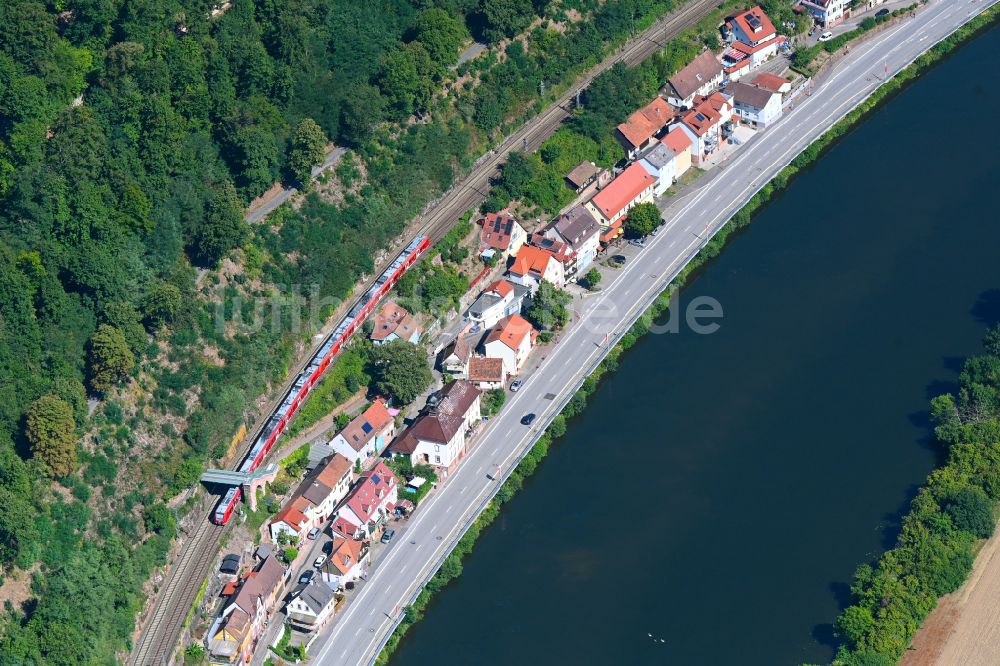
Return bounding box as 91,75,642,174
417,0,720,243
127,1,720,662
130,517,227,665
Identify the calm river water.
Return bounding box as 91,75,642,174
390,23,1000,666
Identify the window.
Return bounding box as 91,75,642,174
434,456,441,464
434,444,440,453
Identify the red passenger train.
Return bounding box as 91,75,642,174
212,236,430,524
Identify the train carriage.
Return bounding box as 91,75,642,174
211,235,429,524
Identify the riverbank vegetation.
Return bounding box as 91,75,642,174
373,5,1000,663
829,323,1000,664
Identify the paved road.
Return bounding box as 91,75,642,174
245,147,348,224
312,2,997,664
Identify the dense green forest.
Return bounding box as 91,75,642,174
830,322,1000,664
0,0,721,662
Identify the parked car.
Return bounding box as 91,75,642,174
220,554,240,574
381,528,396,544
875,7,889,17
808,26,816,36
819,31,833,41
629,238,646,248
521,413,536,426
610,254,627,267
298,569,314,585
510,379,524,392
313,554,327,568
307,527,321,540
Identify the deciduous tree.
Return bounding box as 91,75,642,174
26,394,77,477
87,324,135,394
191,182,248,267
624,201,660,237
368,340,432,405
286,118,327,187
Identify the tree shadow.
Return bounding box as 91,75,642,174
971,288,1000,327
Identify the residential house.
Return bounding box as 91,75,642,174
722,6,781,80
638,143,676,196
440,336,474,376
799,0,849,27
725,81,782,128
614,97,673,159
268,453,353,542
661,127,693,181
543,206,601,279
750,72,792,95
209,555,286,664
665,50,724,109
585,162,657,227
669,93,733,164
286,579,336,631
529,234,578,284
328,399,396,466
467,279,529,328
479,211,527,259
467,356,506,390
565,161,610,196
483,314,538,377
387,380,482,477
320,537,370,589
370,302,420,345
334,460,398,539
508,245,565,290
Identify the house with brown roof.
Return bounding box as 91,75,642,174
615,97,673,159
329,398,396,466
723,6,781,80
320,537,370,590
665,50,724,109
585,162,657,226
440,335,474,376
467,356,506,389
508,245,565,291
209,555,287,664
334,460,398,539
542,206,601,279
483,314,538,377
565,161,610,195
268,453,354,542
371,302,420,345
479,211,527,258
387,380,482,477
724,80,782,127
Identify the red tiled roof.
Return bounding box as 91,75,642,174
485,314,536,353
331,516,357,538
591,163,656,219
661,127,692,155
337,399,394,453
484,279,514,298
751,72,791,93
344,461,396,523
371,302,419,341
729,5,777,43
729,34,780,56
616,97,672,149
480,211,522,251
681,97,723,137
468,357,505,383
325,537,363,575
510,245,557,278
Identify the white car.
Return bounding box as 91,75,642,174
819,31,833,41
313,554,327,568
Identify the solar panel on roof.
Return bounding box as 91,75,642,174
361,422,373,434
371,474,382,485
504,220,513,235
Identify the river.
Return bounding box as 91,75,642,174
389,22,1000,666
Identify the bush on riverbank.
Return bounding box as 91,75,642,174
830,324,1000,664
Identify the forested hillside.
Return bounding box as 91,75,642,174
0,0,704,662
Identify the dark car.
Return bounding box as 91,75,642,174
875,7,889,17
521,413,536,426
298,569,314,585
219,554,240,574
381,528,396,544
